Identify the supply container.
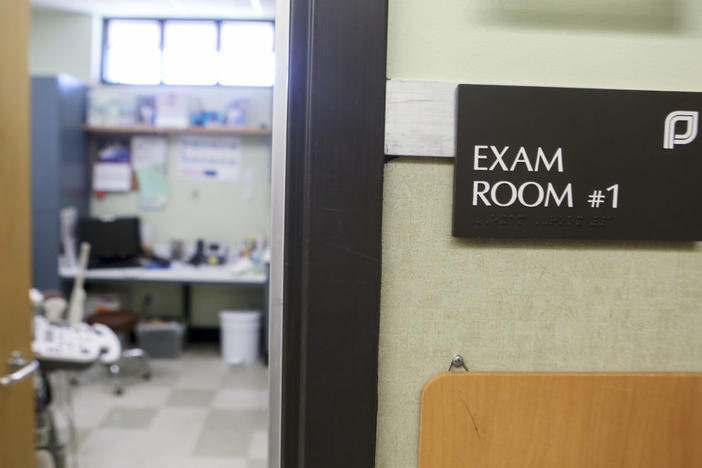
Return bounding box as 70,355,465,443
136,321,184,358
219,310,262,365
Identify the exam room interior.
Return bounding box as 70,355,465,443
29,1,276,466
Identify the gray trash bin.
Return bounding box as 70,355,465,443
136,321,184,358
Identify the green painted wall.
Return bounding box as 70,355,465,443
29,8,96,83
377,1,702,467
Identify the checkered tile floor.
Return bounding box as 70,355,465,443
67,344,268,468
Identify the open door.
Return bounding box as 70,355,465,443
0,0,36,466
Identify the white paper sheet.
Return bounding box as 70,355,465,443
177,136,241,181
92,163,131,192
155,93,189,128
132,136,168,168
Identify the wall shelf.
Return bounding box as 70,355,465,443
82,124,272,136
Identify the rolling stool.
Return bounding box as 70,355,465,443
85,310,151,395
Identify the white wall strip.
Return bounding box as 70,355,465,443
384,79,458,158
268,0,290,465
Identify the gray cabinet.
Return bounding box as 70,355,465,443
31,75,89,290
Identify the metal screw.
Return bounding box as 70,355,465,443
448,354,469,372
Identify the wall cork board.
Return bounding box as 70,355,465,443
419,372,702,468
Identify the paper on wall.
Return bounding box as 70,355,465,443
93,162,131,192
132,136,168,168
131,135,169,210
155,93,190,128
135,164,169,210
177,136,241,181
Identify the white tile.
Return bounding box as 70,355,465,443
151,406,209,430
72,347,269,468
153,456,248,468
174,359,229,388
100,407,159,429
72,382,116,403
222,363,268,390
212,389,268,410
166,388,216,407
247,430,268,460
77,455,132,468
72,399,113,430
247,460,268,468
145,407,210,457
72,383,169,431
80,409,208,463
111,385,173,407
78,453,247,468
192,409,266,457
79,428,153,459
176,373,226,389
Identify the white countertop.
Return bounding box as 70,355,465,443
59,260,267,285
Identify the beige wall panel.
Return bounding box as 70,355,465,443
376,159,702,468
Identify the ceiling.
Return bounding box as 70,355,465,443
31,0,276,19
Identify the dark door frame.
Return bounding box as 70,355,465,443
282,0,389,466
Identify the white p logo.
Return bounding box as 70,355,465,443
663,110,699,149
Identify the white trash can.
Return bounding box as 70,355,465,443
219,310,262,365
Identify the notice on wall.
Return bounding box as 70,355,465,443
132,136,168,168
452,84,702,241
132,136,169,210
177,136,241,181
93,163,131,192
93,139,131,192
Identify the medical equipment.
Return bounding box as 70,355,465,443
32,295,122,468
32,316,121,371
66,243,90,325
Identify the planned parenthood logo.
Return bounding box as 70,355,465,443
664,110,699,149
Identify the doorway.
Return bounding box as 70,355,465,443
3,0,389,466
26,1,278,467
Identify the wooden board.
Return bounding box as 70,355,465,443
0,0,36,466
419,372,702,468
384,80,457,157
83,124,271,136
